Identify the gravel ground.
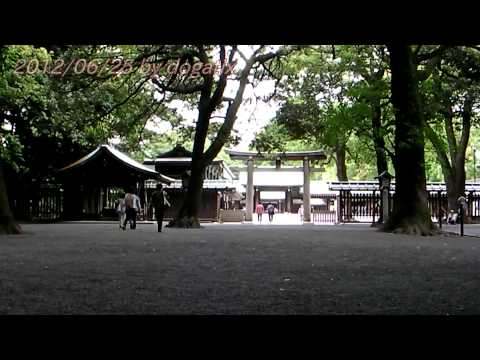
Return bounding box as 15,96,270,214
1,222,479,315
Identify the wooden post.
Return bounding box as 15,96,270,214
460,204,464,236
468,191,474,220
337,191,342,223
437,191,441,226
346,190,352,221
372,190,376,224
303,157,311,222
286,189,292,213
144,182,149,220
216,191,221,222
245,157,254,221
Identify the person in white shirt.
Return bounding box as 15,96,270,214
123,189,141,230
298,205,304,223
133,192,141,211
116,191,126,230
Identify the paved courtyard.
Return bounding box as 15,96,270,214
1,222,480,314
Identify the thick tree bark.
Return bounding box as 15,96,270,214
168,160,206,228
167,74,214,228
425,95,472,216
0,46,22,235
383,45,435,235
446,173,465,212
444,151,468,214
335,142,348,181
0,161,22,234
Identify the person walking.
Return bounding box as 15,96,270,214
133,190,142,221
255,202,264,223
116,191,126,230
298,204,304,223
267,203,275,223
124,189,141,230
149,183,170,232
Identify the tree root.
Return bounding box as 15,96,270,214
166,216,201,229
0,221,22,235
381,218,438,236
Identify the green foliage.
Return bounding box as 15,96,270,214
420,46,480,183
252,45,394,180
4,43,480,189
0,133,23,172
251,121,292,153
0,45,178,182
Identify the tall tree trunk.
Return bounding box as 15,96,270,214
383,44,434,235
0,161,22,234
371,100,388,175
371,99,388,224
170,159,206,228
446,173,465,213
450,95,472,214
167,92,213,228
335,142,348,181
443,152,468,214
0,47,21,234
425,137,464,218
425,95,472,217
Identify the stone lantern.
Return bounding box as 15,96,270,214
375,170,394,223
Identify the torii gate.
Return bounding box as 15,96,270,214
225,149,327,222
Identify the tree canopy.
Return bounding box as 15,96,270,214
3,44,480,234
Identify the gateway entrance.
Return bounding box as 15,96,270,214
226,149,327,222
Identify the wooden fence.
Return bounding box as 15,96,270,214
11,185,480,224
12,185,63,222
338,191,381,223
337,191,480,223
312,210,337,223
311,194,337,223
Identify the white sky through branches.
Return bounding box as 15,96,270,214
146,45,281,151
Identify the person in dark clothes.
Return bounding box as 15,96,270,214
267,203,275,223
149,183,170,232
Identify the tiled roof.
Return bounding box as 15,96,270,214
58,144,175,183
156,144,193,158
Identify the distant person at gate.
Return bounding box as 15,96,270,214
256,203,264,222
267,203,275,223
298,205,304,223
